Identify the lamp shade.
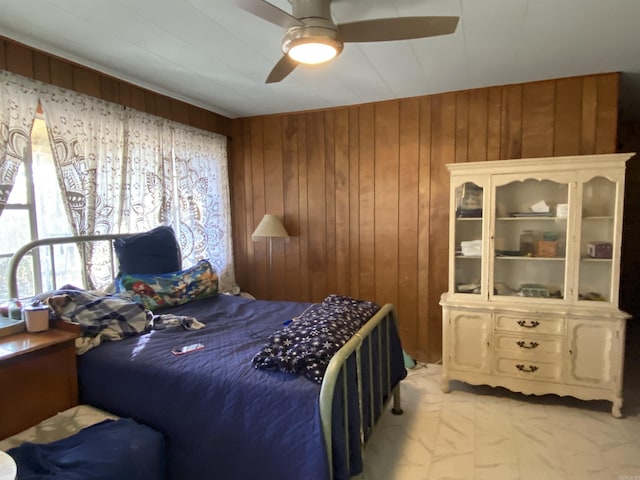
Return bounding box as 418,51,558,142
251,214,289,240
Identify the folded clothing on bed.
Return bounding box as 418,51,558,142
252,294,380,383
7,418,166,480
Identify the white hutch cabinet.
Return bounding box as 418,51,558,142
440,153,635,417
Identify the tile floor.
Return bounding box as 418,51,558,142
360,327,640,480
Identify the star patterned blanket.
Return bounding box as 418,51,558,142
251,294,380,383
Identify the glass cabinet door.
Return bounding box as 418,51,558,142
492,178,569,299
578,176,616,303
453,182,483,295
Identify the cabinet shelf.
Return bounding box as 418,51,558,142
497,216,565,221
495,256,565,261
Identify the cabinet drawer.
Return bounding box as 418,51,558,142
495,313,565,335
494,356,562,381
494,333,563,357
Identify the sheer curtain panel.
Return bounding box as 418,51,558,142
0,72,39,215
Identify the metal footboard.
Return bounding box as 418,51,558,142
319,303,403,479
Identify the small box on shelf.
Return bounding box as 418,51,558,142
536,240,558,257
587,242,612,259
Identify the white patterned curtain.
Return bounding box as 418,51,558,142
121,109,170,232
39,87,125,236
169,123,235,291
38,86,125,286
0,71,39,215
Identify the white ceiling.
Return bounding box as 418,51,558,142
1,0,639,120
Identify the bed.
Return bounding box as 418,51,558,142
7,234,407,480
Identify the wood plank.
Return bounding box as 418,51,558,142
32,51,50,84
501,84,523,159
72,65,100,98
48,57,73,90
580,76,598,154
249,117,266,299
241,119,257,295
428,92,456,361
324,110,337,296
5,41,33,78
358,104,376,302
0,40,6,70
144,91,157,116
468,88,488,162
348,107,361,299
554,76,583,156
282,114,302,300
521,81,555,158
416,95,432,361
297,114,310,301
155,95,172,120
397,97,420,352
487,87,502,160
263,115,285,300
455,91,469,163
374,100,399,307
128,85,146,112
170,100,190,126
229,120,248,292
99,76,120,105
334,108,351,295
306,111,328,302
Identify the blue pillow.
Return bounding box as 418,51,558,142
114,226,181,274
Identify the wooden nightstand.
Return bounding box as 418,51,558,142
0,324,80,439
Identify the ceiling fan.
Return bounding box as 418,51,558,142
231,0,459,83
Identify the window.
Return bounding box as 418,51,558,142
0,116,82,300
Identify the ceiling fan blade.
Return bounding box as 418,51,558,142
266,55,299,84
337,16,459,43
230,0,303,29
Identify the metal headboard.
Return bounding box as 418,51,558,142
8,234,131,299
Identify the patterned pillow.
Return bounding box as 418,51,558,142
116,259,218,311
252,295,380,383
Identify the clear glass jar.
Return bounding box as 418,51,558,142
519,230,536,256
8,298,23,320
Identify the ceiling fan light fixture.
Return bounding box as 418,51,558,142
282,26,343,65
288,40,337,64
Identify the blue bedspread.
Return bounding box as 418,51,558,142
77,294,406,480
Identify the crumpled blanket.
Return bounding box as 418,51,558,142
43,288,204,354
7,418,166,480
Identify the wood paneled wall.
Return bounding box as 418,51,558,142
230,73,620,363
0,36,231,136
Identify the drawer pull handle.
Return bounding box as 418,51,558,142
516,364,538,373
517,320,540,328
516,341,539,349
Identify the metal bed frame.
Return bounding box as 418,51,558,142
8,234,403,479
